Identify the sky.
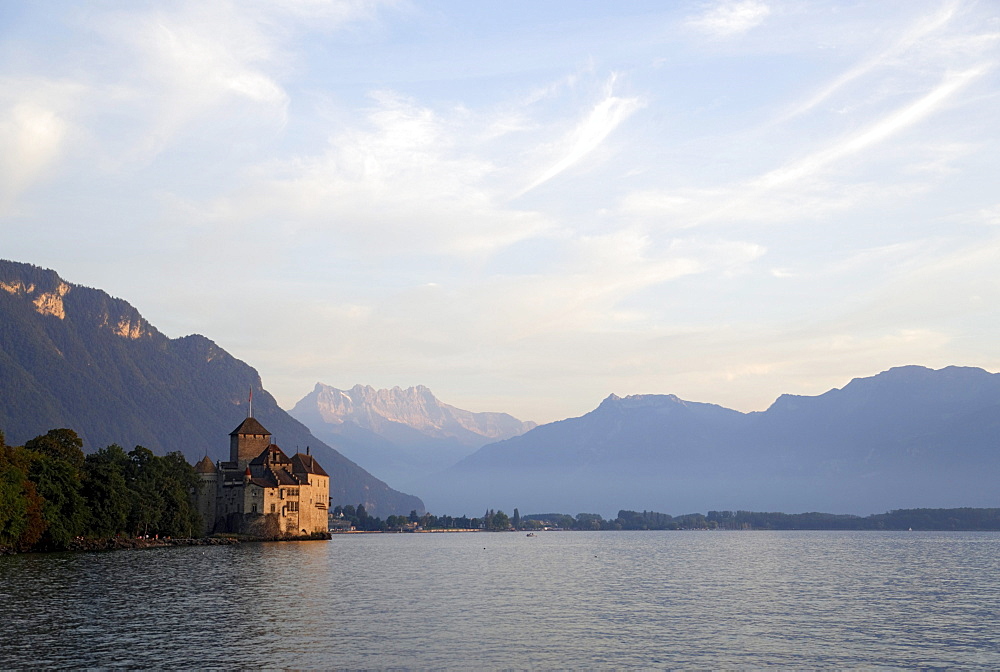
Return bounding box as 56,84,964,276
2,0,999,424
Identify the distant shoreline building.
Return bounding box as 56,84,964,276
194,415,330,537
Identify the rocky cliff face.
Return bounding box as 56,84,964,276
289,383,536,489
0,259,423,517
299,382,535,442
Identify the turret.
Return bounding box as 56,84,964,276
230,416,271,467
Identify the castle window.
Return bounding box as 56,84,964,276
287,501,299,512
271,503,275,513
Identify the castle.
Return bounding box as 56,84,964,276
194,415,330,537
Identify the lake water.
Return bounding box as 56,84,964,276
2,531,999,669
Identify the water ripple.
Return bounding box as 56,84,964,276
1,531,999,669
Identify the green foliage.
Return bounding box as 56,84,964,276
23,429,89,549
124,446,202,538
522,513,576,529
334,503,387,531
126,446,164,537
82,445,130,537
0,442,42,549
490,510,510,531
575,513,604,530
157,451,202,538
0,425,204,551
25,428,85,470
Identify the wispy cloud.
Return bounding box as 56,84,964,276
198,90,552,257
780,1,961,121
620,64,988,230
756,66,986,189
516,75,643,197
95,5,290,162
468,234,766,341
689,0,771,38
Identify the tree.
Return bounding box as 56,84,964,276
575,513,604,531
157,451,202,537
512,508,520,530
24,429,85,470
25,430,89,549
491,510,510,531
0,441,46,550
30,456,88,547
82,444,131,538
126,446,164,536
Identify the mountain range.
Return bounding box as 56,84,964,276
416,365,1000,516
4,258,999,520
0,259,422,517
289,382,535,488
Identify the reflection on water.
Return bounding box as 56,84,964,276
2,532,999,669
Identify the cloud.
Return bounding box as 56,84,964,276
466,233,766,341
189,67,649,258
756,67,986,189
689,0,771,38
0,79,81,213
619,64,987,231
88,3,296,163
781,1,960,121
516,75,644,197
196,90,553,257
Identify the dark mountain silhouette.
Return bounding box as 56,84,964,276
289,382,535,488
0,259,423,517
420,367,1000,516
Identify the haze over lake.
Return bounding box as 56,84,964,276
4,531,999,669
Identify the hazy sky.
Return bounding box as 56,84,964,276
2,1,999,423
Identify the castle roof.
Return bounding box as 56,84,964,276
249,443,291,466
292,453,329,477
194,455,216,474
274,469,299,485
230,416,270,437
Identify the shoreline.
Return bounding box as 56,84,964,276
0,531,332,555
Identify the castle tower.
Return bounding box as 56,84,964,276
230,416,271,467
193,455,218,536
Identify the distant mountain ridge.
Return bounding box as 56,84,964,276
0,259,423,517
418,365,1000,516
289,382,535,488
